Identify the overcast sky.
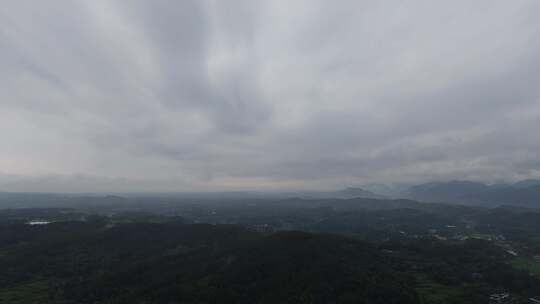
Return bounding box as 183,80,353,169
1,0,540,192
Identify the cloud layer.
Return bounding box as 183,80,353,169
1,0,540,192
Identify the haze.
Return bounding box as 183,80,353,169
2,0,540,192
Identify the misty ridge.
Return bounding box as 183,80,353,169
3,0,540,303
2,179,540,209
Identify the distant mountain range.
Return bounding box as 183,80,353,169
406,179,540,207
290,187,385,200
1,179,539,208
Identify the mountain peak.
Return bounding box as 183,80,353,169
335,187,384,199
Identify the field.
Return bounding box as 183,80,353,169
511,257,540,277
0,281,51,304
415,276,465,304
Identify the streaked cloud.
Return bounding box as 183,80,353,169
1,0,540,192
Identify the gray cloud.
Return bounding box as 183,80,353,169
1,0,540,192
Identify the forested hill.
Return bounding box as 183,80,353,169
1,222,417,304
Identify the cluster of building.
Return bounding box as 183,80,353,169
489,293,540,304
26,219,51,225
489,293,510,303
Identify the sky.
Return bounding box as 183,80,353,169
1,0,540,192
